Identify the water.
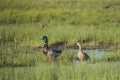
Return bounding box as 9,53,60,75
75,49,107,65
72,48,106,59
84,49,106,59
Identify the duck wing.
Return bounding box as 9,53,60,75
83,52,90,59
48,49,62,58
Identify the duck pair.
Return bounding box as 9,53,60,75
41,36,89,62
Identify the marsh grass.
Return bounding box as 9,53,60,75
0,0,120,79
0,61,120,80
103,48,120,62
0,44,120,80
0,43,120,67
0,45,36,66
0,0,120,46
0,23,120,47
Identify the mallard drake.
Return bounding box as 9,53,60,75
76,42,89,61
41,36,62,62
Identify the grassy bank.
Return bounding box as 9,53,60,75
0,62,120,80
0,0,120,47
0,23,120,47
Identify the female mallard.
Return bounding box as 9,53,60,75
76,42,89,61
41,36,62,62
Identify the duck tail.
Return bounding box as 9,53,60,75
59,50,62,54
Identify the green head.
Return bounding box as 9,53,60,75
42,36,48,44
